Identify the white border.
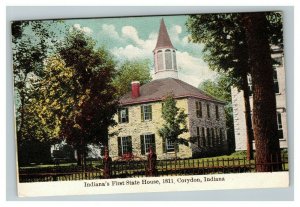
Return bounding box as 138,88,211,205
3,1,298,206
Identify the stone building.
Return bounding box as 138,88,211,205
232,46,288,151
108,19,228,160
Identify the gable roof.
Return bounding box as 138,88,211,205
120,78,226,106
154,19,175,50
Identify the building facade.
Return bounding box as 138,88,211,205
231,47,288,151
108,19,228,160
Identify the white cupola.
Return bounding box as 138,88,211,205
153,19,178,80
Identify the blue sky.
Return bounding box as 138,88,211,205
64,15,217,87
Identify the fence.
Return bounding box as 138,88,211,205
19,149,288,183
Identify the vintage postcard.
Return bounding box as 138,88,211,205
11,11,289,197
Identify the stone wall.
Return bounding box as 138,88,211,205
187,97,228,157
108,99,192,160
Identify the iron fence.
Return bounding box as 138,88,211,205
19,152,288,183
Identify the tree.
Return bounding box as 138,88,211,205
186,12,283,161
58,28,119,166
113,59,152,96
12,20,65,164
241,13,281,171
198,74,235,152
158,95,188,160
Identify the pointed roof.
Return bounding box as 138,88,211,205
120,78,225,106
154,19,175,50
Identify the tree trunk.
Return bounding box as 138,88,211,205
241,72,254,160
242,12,281,172
76,148,82,166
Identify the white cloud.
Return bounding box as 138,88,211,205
73,24,93,35
111,45,146,60
101,24,120,40
111,25,158,61
177,51,217,87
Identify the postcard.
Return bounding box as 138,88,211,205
11,11,289,197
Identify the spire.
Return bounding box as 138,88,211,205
154,18,174,50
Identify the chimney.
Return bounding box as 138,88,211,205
131,81,140,98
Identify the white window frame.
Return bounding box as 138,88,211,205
121,136,131,155
142,105,152,121
166,139,175,152
142,134,155,154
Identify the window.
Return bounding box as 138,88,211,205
247,74,253,96
162,136,175,153
165,49,172,69
196,127,200,147
207,104,210,118
173,50,177,70
118,136,132,156
118,108,129,123
277,112,284,139
202,127,206,147
196,101,202,118
211,128,215,147
206,128,210,147
141,105,152,121
157,50,164,71
219,128,223,144
140,134,156,155
273,68,279,93
166,139,175,152
215,105,219,120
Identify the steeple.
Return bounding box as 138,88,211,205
153,19,178,80
155,19,175,50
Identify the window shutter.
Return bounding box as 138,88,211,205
140,135,145,155
117,137,122,156
125,108,129,122
175,141,179,153
141,106,144,122
128,136,132,153
162,136,166,153
151,134,156,153
149,105,152,120
118,109,121,123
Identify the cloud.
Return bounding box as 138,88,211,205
177,51,217,87
73,24,93,34
101,24,120,39
109,24,215,87
111,25,158,61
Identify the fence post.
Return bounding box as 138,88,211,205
146,146,157,177
103,146,112,179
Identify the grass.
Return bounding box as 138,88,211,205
20,150,288,170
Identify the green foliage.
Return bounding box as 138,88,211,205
113,59,152,96
158,95,188,156
186,12,283,89
57,28,119,152
12,20,65,144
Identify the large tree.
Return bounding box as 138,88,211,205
198,74,235,152
241,12,281,171
186,12,283,161
158,95,188,160
12,20,65,164
58,28,119,166
113,59,152,96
